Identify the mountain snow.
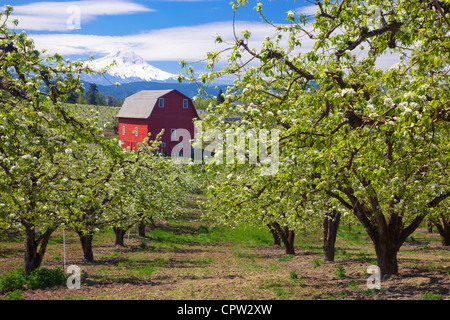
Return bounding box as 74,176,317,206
85,51,177,83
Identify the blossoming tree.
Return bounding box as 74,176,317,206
0,6,107,275
105,139,194,247
182,0,449,276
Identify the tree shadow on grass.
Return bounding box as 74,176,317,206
0,246,23,258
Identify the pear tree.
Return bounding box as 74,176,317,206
0,6,108,275
182,0,449,276
106,138,193,247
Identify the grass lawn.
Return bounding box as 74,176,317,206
0,195,449,300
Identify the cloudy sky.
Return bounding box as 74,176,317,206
6,0,398,76
5,0,320,75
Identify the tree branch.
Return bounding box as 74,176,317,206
336,21,403,58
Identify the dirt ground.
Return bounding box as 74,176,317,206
0,200,449,301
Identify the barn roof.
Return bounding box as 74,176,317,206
117,89,174,119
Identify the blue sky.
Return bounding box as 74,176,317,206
6,0,318,75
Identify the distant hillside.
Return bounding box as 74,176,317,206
82,80,230,101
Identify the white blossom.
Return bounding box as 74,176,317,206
340,88,355,97
403,107,412,114
409,102,419,110
404,92,414,100
383,97,395,108
287,10,295,19
399,101,408,110
389,62,402,71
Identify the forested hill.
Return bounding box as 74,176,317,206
82,80,230,100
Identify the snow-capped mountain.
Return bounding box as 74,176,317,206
83,51,177,84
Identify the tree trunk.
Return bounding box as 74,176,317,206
427,221,433,233
434,218,450,246
283,231,296,255
24,226,54,276
271,222,295,255
114,227,127,246
137,222,147,237
349,203,405,277
267,224,281,246
331,187,450,277
323,210,342,262
438,231,450,246
374,237,400,276
76,230,95,262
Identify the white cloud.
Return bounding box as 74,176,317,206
10,0,153,31
296,5,318,16
29,20,277,61
29,18,398,73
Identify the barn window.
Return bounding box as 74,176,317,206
122,126,125,136
171,128,176,138
159,98,164,108
161,142,166,148
135,127,138,137
183,99,188,109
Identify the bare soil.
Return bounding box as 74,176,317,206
0,198,448,300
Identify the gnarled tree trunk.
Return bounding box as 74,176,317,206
113,227,127,246
24,225,54,276
76,229,95,262
434,216,450,246
373,237,401,276
271,222,296,255
328,188,447,277
137,222,146,237
267,224,281,246
323,209,342,262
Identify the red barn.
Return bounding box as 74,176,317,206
117,89,199,153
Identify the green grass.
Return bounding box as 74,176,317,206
259,278,291,299
184,256,214,268
334,264,346,279
147,220,273,247
6,289,24,300
234,251,258,261
311,259,321,268
278,254,295,262
1,196,448,300
97,251,122,259
361,288,380,296
48,233,74,245
405,263,450,274
346,280,360,290
117,257,170,278
335,249,352,260
422,292,444,300
258,275,305,299
337,225,368,245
